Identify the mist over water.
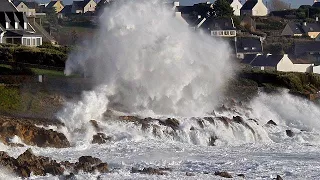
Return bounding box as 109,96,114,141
60,0,320,146
65,0,234,117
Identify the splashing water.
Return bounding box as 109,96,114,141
64,0,234,117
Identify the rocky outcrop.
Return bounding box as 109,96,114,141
267,120,277,126
131,167,171,175
92,133,111,144
214,171,233,178
0,149,109,178
286,130,294,137
0,116,69,148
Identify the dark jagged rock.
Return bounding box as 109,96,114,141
286,130,294,137
267,120,277,126
197,119,205,129
90,120,102,132
0,149,109,178
94,163,109,173
276,175,284,180
233,116,244,124
186,172,195,176
237,174,245,178
204,117,215,124
159,118,180,130
214,171,233,178
92,133,111,144
131,167,169,175
216,116,231,127
208,135,218,146
190,126,195,131
78,156,102,166
0,118,70,148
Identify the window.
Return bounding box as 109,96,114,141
22,38,26,45
5,22,9,29
26,38,30,46
36,38,41,46
252,47,256,50
24,23,27,29
215,23,218,28
230,31,235,35
32,39,36,46
244,47,249,50
15,22,18,29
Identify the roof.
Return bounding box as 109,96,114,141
241,0,257,10
201,17,235,31
14,1,38,9
0,12,34,32
236,37,262,53
301,22,320,32
313,2,320,8
60,5,72,14
0,0,18,12
250,54,284,67
46,0,63,9
286,22,304,34
294,41,320,56
241,54,258,64
3,30,40,37
176,6,194,14
286,22,320,34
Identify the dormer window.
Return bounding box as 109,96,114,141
5,22,9,29
244,47,249,50
15,22,19,29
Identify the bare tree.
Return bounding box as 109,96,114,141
269,0,290,11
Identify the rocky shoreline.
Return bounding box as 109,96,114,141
0,108,293,179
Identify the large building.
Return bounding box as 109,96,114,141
0,0,42,46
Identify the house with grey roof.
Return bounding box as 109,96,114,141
249,54,313,73
0,0,42,46
71,0,97,14
281,21,320,38
235,37,263,59
240,0,268,16
13,0,39,17
201,17,236,37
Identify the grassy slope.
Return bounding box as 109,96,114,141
0,64,65,77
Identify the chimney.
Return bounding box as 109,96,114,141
198,15,201,19
173,2,179,7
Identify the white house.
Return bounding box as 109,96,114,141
250,54,313,73
229,0,242,16
201,17,237,37
240,0,268,16
0,1,42,46
72,0,97,14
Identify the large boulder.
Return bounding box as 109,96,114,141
92,133,111,144
0,117,70,148
159,118,180,130
214,171,233,178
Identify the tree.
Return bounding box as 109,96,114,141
213,0,234,17
269,0,290,11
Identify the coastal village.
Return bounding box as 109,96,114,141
0,0,320,74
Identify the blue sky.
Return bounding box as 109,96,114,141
37,0,312,8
